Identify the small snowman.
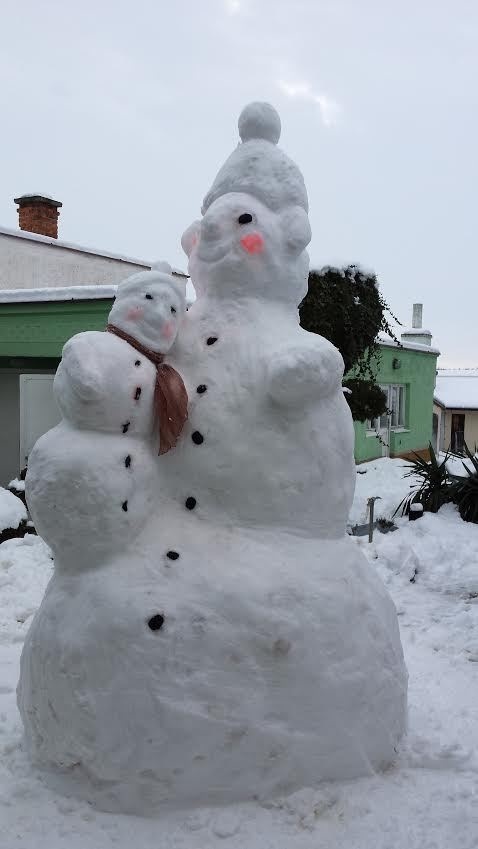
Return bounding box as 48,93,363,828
26,265,187,569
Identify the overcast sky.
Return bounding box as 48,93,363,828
1,0,476,365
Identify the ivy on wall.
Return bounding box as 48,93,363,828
299,265,401,422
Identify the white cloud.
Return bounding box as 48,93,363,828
278,79,341,127
225,0,241,14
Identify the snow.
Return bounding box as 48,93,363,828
1,459,477,846
0,279,197,307
0,285,120,302
8,479,26,492
435,369,478,410
0,486,27,532
15,193,56,201
350,457,414,525
376,332,440,356
444,451,478,477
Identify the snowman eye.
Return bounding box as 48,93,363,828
145,293,153,300
238,213,253,225
170,306,176,314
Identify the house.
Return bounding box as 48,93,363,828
433,369,478,453
353,305,440,462
0,194,190,486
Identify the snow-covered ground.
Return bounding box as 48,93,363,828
350,456,415,525
0,460,477,848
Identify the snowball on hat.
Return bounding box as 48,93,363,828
201,102,309,215
238,101,281,144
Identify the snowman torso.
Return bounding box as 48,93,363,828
55,331,157,435
27,331,159,567
160,295,356,537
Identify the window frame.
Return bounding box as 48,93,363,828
366,383,406,433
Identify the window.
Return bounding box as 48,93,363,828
389,384,405,428
367,384,406,431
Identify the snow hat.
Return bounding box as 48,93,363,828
115,267,186,308
201,102,309,215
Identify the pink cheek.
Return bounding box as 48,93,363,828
240,232,264,254
126,306,144,321
161,322,175,341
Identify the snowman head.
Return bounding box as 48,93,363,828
182,102,311,306
109,267,185,353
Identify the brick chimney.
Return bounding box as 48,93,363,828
14,194,62,239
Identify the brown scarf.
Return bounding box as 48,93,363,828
107,324,188,455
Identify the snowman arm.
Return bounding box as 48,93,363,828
58,332,115,400
268,343,344,407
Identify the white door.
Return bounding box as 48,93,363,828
19,374,61,470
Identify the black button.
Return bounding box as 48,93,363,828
134,387,142,400
148,614,164,631
122,501,128,512
125,455,131,468
166,550,180,560
206,336,218,346
135,360,141,367
192,431,204,445
185,497,197,510
122,422,130,433
196,384,207,394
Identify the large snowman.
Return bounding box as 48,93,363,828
18,102,407,815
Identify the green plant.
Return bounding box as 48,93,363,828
448,444,478,523
394,443,453,516
342,379,388,424
299,265,401,421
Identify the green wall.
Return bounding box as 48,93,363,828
353,344,438,462
0,299,438,466
0,299,113,359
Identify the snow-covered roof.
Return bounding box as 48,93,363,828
401,327,433,337
377,333,440,356
0,285,118,303
0,281,197,306
0,225,186,276
434,369,478,410
15,192,56,202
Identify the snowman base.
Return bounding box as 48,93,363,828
18,513,407,814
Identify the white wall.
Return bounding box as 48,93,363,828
0,231,149,290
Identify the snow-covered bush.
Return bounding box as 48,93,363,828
0,486,28,544
8,467,27,508
395,442,478,524
449,445,478,524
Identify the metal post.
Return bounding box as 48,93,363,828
367,496,382,543
368,499,374,542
